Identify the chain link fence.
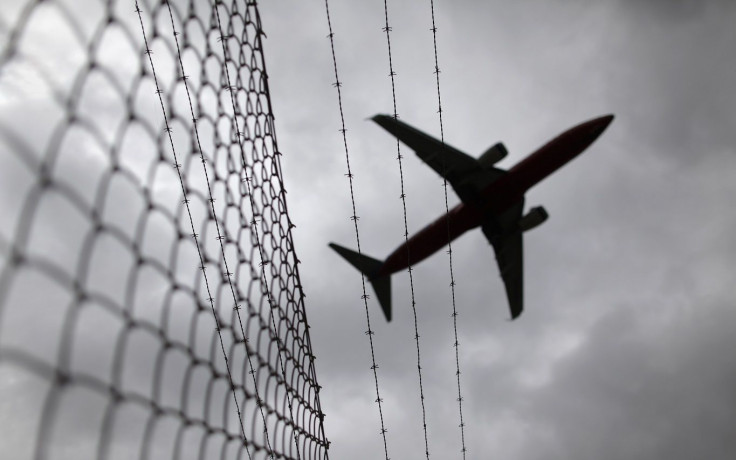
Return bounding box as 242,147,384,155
0,1,328,459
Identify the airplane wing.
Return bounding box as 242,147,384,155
372,114,479,179
372,114,505,204
480,202,525,319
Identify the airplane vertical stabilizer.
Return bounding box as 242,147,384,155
328,243,393,321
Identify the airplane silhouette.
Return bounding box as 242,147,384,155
330,114,614,321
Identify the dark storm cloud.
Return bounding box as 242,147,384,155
610,1,736,164
620,0,708,22
259,1,736,459
518,301,736,460
2,0,734,459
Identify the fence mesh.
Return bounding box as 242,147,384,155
0,1,329,459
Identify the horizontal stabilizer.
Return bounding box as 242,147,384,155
518,206,548,232
329,243,393,321
329,243,382,277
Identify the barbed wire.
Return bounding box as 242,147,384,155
322,1,390,459
0,1,329,459
426,0,468,457
378,2,432,459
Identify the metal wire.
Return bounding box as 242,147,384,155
427,0,469,457
322,1,390,459
0,1,328,459
378,2,431,459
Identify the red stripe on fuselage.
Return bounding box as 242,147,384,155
480,116,610,213
378,202,481,277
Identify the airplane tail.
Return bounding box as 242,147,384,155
328,243,392,321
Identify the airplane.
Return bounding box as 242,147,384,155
329,113,614,321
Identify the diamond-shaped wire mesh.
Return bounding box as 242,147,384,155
0,1,328,459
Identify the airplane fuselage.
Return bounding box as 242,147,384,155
376,115,613,278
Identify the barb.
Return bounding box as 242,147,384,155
323,1,390,459
380,1,431,458
428,0,468,457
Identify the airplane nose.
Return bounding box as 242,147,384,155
590,114,614,138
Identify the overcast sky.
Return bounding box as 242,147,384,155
257,1,736,459
1,1,735,459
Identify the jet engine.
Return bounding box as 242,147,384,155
478,142,508,168
518,206,548,232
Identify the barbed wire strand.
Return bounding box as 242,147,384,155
323,1,390,459
134,2,256,458
379,2,431,459
427,0,468,457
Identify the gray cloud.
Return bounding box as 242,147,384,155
259,1,736,459
1,1,735,459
